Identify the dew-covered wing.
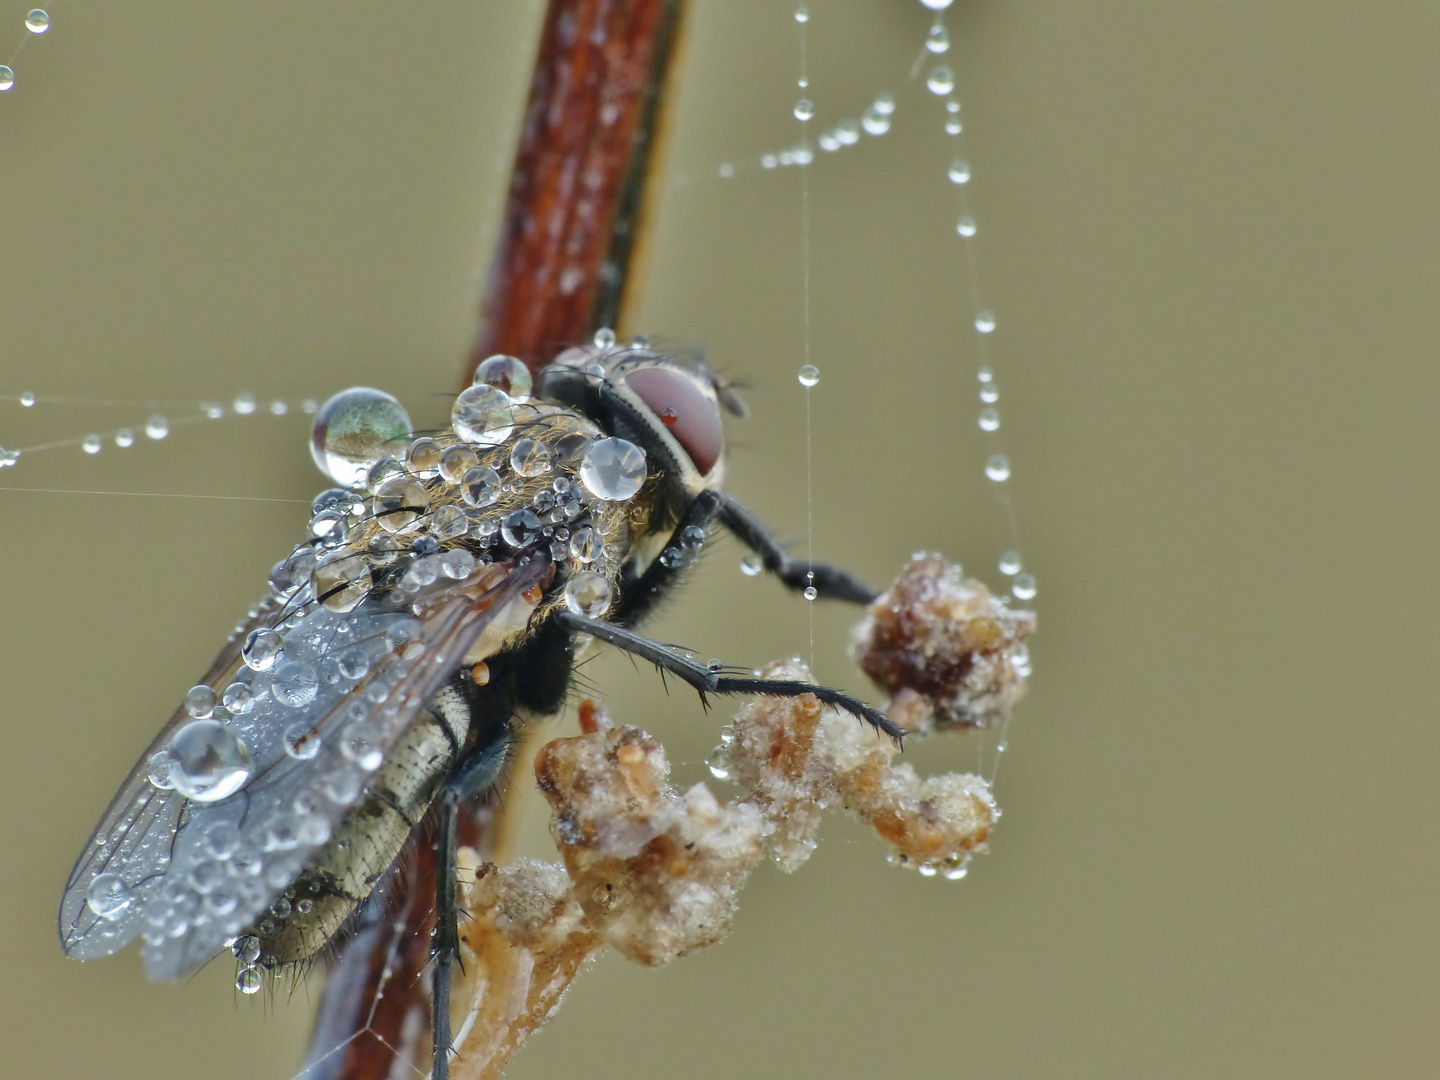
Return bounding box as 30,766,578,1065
59,559,546,979
58,602,280,962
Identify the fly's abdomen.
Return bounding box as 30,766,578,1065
243,690,468,967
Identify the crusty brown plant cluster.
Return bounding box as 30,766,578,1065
445,555,1034,1079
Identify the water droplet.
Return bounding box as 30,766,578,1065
237,968,263,995
977,365,993,383
862,106,891,136
451,384,514,446
458,465,501,509
593,327,616,348
0,447,19,468
978,407,1000,432
985,454,1011,482
944,865,968,881
1011,642,1032,676
718,162,735,177
564,571,613,618
818,132,840,152
341,728,384,771
440,548,475,580
114,428,135,448
979,383,999,404
948,159,971,185
999,550,1022,575
761,154,778,169
927,66,955,96
234,392,257,415
833,121,859,146
147,751,174,790
803,586,818,601
0,67,14,93
794,99,814,122
314,553,373,613
405,437,443,478
81,434,101,455
579,437,647,501
569,525,601,563
26,9,49,34
336,646,370,681
472,355,533,404
185,684,216,719
242,628,284,671
1012,572,1037,600
86,874,132,920
873,93,896,116
168,720,251,802
438,444,479,484
283,722,321,760
500,508,543,549
740,553,763,576
956,215,976,237
220,682,253,715
706,747,731,780
269,400,288,415
311,388,412,487
926,23,950,52
510,437,555,477
918,863,939,877
372,476,429,534
945,118,962,135
18,392,35,407
796,364,820,388
272,660,319,708
920,0,954,10
975,310,996,334
794,5,809,22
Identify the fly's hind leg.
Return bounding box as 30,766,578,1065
430,723,516,1080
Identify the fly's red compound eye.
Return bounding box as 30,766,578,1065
624,366,722,475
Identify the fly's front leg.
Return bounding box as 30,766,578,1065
711,491,878,604
553,610,905,741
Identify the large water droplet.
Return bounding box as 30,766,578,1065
978,407,1000,431
921,0,953,10
145,415,169,440
168,720,252,802
946,117,962,135
956,215,976,237
985,454,1011,482
0,67,14,93
980,382,999,404
405,437,443,479
237,968,263,995
975,310,996,334
115,429,135,448
86,874,132,920
283,722,321,760
271,660,320,708
18,392,35,407
794,5,809,23
862,106,891,136
147,751,174,790
706,746,731,780
460,465,501,508
740,553,763,577
185,685,216,718
314,554,373,613
797,364,820,387
311,388,412,487
341,727,384,771
234,392,257,415
593,327,617,349
25,9,49,34
372,476,429,534
242,628,284,672
510,437,554,477
999,550,1022,575
564,572,613,618
568,525,601,563
451,384,514,446
500,508,543,549
948,160,971,185
794,99,814,121
81,435,101,455
473,355,532,403
926,23,949,53
438,444,479,484
927,66,955,95
222,681,254,714
578,438,646,501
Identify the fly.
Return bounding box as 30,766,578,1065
57,343,901,1080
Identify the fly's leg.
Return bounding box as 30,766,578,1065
431,790,460,1080
710,490,878,604
612,490,876,627
553,610,904,741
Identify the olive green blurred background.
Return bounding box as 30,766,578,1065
3,2,1438,1077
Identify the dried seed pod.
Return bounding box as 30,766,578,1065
851,553,1035,732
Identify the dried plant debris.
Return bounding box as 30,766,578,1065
445,554,1033,1075
852,553,1035,733
448,857,604,1080
717,659,997,876
534,722,765,966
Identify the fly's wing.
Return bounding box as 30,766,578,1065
58,557,548,980
58,600,281,962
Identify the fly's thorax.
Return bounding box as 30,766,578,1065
241,689,470,967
